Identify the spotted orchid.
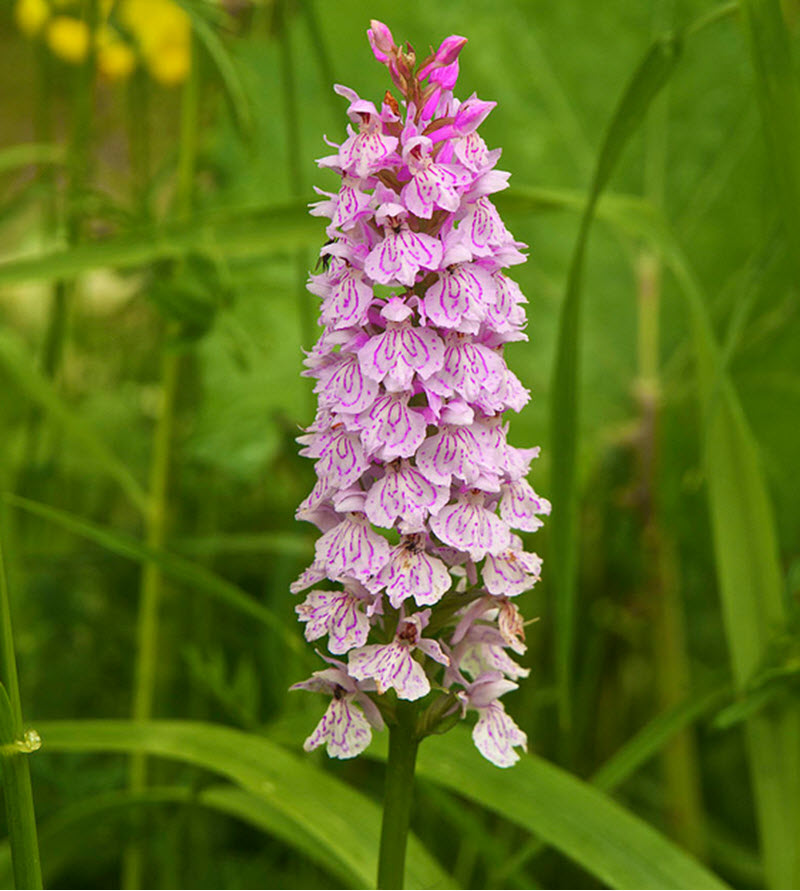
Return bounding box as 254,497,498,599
291,20,546,769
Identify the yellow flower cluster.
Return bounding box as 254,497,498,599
14,0,191,85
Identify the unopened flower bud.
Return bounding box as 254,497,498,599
368,19,394,62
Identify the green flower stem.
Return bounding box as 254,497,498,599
0,531,42,889
377,701,419,890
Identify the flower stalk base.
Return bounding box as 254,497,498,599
377,701,419,889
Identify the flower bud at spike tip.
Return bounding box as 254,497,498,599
368,19,395,61
435,34,468,64
418,34,467,81
293,21,548,768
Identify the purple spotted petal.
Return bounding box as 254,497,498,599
483,547,542,596
499,480,552,531
415,425,484,486
461,197,509,257
290,563,327,594
304,426,370,489
296,476,334,517
320,267,374,330
358,321,444,391
417,637,449,665
401,147,463,218
423,263,495,330
295,589,370,654
314,514,390,582
315,353,379,414
364,228,444,287
364,461,449,528
331,178,374,230
454,131,500,173
349,642,430,700
458,637,530,681
486,272,527,331
357,393,428,461
430,492,511,559
433,335,507,403
304,696,373,759
339,128,399,179
377,540,452,608
472,702,528,767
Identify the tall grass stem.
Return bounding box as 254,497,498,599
0,527,42,889
637,0,706,853
277,0,315,367
124,33,198,890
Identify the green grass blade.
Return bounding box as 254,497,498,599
553,181,800,885
520,185,800,882
696,368,800,889
549,33,681,733
0,530,42,889
591,683,729,791
0,331,148,514
0,201,320,286
633,222,800,889
174,532,314,558
189,14,254,139
0,144,63,175
413,729,726,890
740,0,800,275
4,494,304,655
34,720,454,890
607,206,800,887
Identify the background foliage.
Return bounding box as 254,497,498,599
0,0,799,887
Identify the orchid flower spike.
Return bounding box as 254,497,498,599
292,21,547,769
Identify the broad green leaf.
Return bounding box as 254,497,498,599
0,202,320,286
33,720,454,890
364,727,727,890
483,683,730,885
4,495,304,655
548,33,681,732
0,784,378,887
0,332,148,514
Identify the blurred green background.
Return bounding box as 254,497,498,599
0,0,799,887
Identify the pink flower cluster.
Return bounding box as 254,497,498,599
291,20,549,769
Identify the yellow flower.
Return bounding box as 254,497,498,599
15,0,193,84
46,15,90,63
145,40,191,85
120,0,191,85
97,26,137,80
14,0,50,37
